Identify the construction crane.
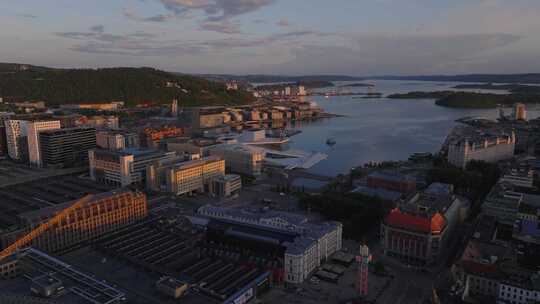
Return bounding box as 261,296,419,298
0,194,93,261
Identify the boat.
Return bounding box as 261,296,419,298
326,138,336,146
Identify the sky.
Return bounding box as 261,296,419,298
1,0,540,75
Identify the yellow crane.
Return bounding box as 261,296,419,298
0,194,93,261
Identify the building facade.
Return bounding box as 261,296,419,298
26,120,62,166
380,183,469,266
210,174,242,198
198,205,342,284
165,156,225,196
4,119,61,163
89,148,177,187
4,120,25,160
448,132,515,169
96,130,139,151
39,127,96,168
6,190,147,254
209,144,265,176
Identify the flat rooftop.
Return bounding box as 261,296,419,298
0,174,114,232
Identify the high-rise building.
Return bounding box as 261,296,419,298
89,148,177,187
513,103,527,121
39,127,96,168
4,120,25,160
357,244,370,296
4,119,61,163
171,99,179,117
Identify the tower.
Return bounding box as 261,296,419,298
513,103,527,121
356,244,371,296
171,99,178,117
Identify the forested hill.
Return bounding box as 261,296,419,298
0,64,254,106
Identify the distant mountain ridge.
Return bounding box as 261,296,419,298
0,63,254,106
200,73,540,85
199,74,365,84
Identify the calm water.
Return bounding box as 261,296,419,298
288,80,540,176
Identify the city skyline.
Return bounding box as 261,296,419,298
2,0,540,75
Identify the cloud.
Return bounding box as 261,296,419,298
199,21,241,34
260,33,522,75
202,30,327,49
123,8,175,23
55,26,197,56
55,24,330,58
276,19,290,27
17,13,37,18
90,25,104,33
158,0,276,21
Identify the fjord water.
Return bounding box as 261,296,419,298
288,80,540,176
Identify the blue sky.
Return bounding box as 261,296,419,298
1,0,540,75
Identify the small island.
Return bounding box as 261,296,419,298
388,90,540,108
453,83,540,94
387,91,455,99
339,83,374,88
